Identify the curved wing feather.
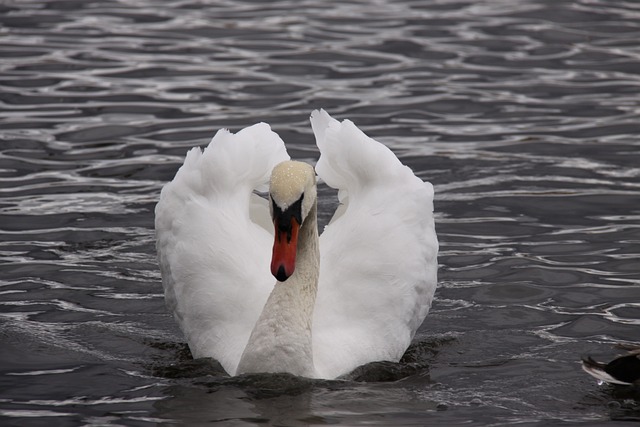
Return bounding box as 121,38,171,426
310,110,438,379
155,123,289,375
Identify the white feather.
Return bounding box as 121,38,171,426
155,111,438,379
155,123,289,375
311,109,438,378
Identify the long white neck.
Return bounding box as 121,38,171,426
236,202,319,377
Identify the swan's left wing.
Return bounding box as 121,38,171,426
310,110,438,379
155,123,289,375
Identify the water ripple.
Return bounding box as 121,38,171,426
1,0,640,425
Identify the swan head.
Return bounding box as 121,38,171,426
269,161,317,282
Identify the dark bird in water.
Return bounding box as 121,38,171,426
582,345,640,386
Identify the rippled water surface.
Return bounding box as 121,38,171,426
2,0,640,425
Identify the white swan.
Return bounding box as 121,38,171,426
155,109,438,379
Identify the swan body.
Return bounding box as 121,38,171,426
155,110,438,379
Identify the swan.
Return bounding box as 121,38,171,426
155,109,438,379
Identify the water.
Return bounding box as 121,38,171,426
1,0,640,424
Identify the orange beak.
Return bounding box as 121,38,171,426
271,217,300,282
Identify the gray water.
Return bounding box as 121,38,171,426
1,0,640,425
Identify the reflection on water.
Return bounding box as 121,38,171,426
1,0,640,425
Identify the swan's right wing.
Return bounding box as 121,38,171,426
311,110,438,379
155,123,289,375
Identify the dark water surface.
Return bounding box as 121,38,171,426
1,0,640,425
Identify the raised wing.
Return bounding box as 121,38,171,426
310,110,438,379
155,123,289,375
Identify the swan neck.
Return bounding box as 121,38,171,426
237,201,319,377
295,202,319,279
